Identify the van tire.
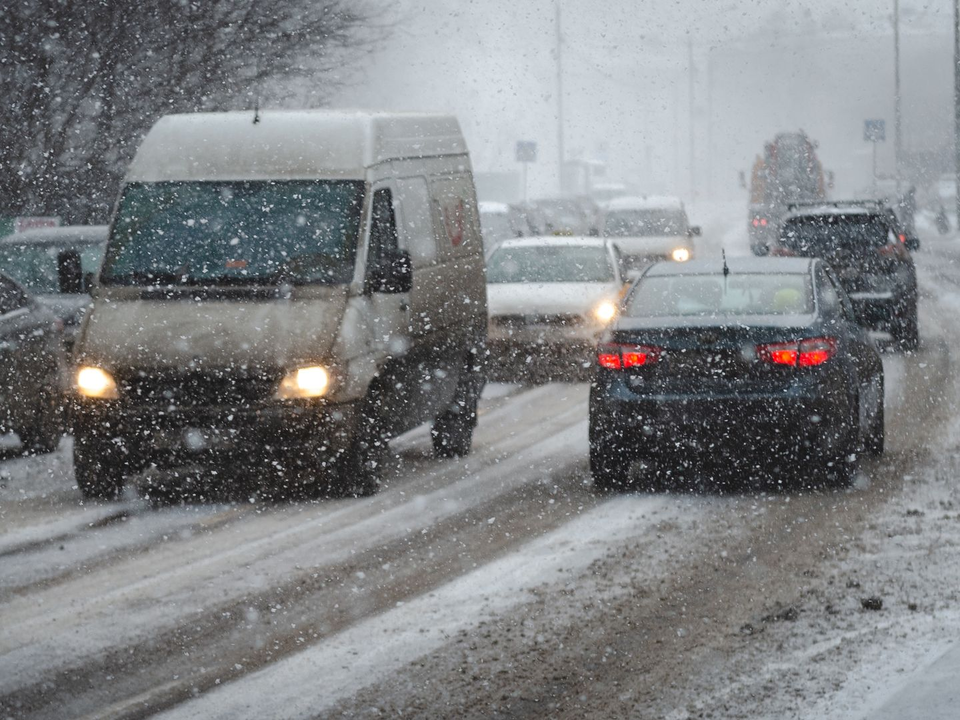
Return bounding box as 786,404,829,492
432,348,483,459
74,433,125,501
431,407,474,458
334,427,387,498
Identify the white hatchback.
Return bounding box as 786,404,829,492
485,237,626,377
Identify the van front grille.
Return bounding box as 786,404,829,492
118,370,280,409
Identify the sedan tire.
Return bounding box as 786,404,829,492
589,441,631,493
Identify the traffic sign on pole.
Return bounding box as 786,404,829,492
864,120,886,143
515,141,537,163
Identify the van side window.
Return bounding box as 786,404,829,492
395,177,437,264
368,188,399,265
0,277,27,316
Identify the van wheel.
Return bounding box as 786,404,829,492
335,429,386,498
19,389,62,455
431,406,475,458
74,432,125,501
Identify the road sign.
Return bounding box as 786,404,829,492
864,120,886,142
515,141,537,163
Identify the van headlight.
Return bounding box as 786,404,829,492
671,247,691,262
76,366,119,399
593,300,618,324
277,366,331,399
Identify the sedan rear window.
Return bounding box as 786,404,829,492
781,215,889,256
626,273,813,317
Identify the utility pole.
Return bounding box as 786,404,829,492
894,0,902,194
555,0,565,196
955,0,960,224
688,37,696,201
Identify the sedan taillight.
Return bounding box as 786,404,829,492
757,337,837,367
597,343,661,369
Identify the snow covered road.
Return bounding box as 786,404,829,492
3,209,960,719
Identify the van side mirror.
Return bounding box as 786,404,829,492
370,249,412,294
57,250,87,294
689,226,702,237
905,234,920,252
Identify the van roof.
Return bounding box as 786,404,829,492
126,110,468,182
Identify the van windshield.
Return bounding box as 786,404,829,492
101,180,364,286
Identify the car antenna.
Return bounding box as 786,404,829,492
252,57,261,125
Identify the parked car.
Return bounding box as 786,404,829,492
486,237,625,379
599,195,699,269
69,110,487,500
0,272,67,453
589,257,884,491
777,201,919,349
0,225,108,353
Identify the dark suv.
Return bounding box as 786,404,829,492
777,202,918,349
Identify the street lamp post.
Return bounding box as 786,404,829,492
894,0,902,194
555,0,565,196
955,0,960,224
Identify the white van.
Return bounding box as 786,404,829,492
70,110,487,499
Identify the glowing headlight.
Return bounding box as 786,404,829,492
76,366,118,399
277,366,331,399
594,300,618,324
671,247,691,262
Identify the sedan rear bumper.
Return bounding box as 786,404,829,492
590,386,851,459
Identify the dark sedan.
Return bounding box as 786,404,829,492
589,257,884,491
0,272,67,453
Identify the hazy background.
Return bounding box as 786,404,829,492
335,0,956,201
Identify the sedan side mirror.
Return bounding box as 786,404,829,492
689,226,702,237
57,250,88,294
370,249,413,294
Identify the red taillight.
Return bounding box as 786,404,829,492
597,343,661,369
760,218,768,227
879,243,905,259
757,337,837,367
752,218,760,227
769,246,796,257
898,233,906,244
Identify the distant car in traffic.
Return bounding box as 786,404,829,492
0,225,108,353
478,201,531,252
486,237,626,379
599,195,699,269
589,257,884,491
0,272,67,453
777,201,919,349
527,197,597,236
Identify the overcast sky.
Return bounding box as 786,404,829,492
335,0,956,200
